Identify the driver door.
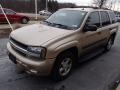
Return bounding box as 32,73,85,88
80,11,102,54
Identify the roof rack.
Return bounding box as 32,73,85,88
74,6,109,10
75,6,98,9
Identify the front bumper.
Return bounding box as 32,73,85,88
7,42,55,76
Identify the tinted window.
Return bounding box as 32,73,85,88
100,11,111,26
5,9,15,14
86,12,100,27
109,11,116,23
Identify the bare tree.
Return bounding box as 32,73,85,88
93,0,108,8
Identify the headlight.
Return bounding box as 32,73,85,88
27,46,46,59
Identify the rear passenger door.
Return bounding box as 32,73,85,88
99,11,111,43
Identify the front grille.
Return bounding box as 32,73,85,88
9,37,28,56
12,45,26,57
9,37,40,60
10,37,28,50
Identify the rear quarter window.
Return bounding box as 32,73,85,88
100,11,111,26
109,11,116,23
5,9,15,15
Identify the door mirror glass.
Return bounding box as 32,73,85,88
83,25,97,32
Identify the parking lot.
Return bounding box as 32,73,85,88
0,21,39,30
0,13,48,30
0,23,120,90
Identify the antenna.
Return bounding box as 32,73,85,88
0,4,14,31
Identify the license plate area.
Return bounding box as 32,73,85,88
9,53,17,64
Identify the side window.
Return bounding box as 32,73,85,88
5,9,15,15
100,11,111,26
86,12,100,27
109,11,116,23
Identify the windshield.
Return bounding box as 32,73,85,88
43,10,87,30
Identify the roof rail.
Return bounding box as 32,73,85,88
75,6,98,9
75,6,109,10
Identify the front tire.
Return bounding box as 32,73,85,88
51,51,75,81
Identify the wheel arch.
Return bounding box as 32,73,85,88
111,32,116,38
21,16,30,21
52,46,79,68
110,32,117,44
57,46,78,58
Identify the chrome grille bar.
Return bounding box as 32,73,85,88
10,40,28,55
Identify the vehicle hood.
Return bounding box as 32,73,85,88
10,24,73,46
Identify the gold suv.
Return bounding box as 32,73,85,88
7,8,119,81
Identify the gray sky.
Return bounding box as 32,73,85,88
58,0,93,6
57,0,120,11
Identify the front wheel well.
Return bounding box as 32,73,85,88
21,17,29,21
111,33,116,38
56,47,79,62
51,46,79,79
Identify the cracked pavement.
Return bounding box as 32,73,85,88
0,31,120,90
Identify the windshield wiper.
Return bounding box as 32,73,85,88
52,23,72,30
43,21,73,30
43,20,53,25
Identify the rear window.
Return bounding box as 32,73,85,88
109,11,116,23
100,11,111,26
0,9,3,14
5,9,15,14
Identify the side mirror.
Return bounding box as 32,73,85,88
83,25,97,32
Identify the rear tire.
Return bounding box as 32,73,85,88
21,18,28,24
104,36,114,51
51,51,75,81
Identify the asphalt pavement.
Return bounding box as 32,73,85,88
0,31,120,90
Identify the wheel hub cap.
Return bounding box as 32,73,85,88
59,58,72,76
